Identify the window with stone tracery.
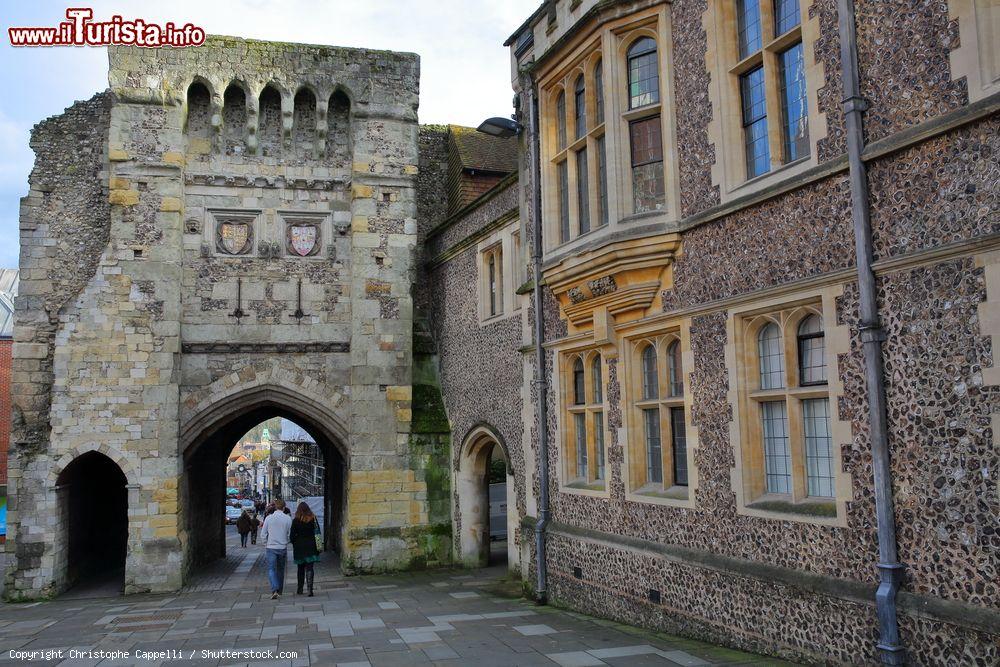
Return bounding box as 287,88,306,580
561,349,607,488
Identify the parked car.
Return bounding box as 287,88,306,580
225,506,243,524
240,499,255,511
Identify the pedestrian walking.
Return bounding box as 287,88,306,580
290,501,321,596
259,499,292,599
236,510,252,547
250,513,260,545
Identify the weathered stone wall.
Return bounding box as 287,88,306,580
7,92,113,596
7,35,431,597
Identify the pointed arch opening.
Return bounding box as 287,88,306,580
222,83,248,156
327,89,352,169
54,451,129,596
180,385,349,585
455,425,517,572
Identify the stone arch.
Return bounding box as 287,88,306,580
48,443,138,489
257,84,284,157
455,423,516,569
52,450,130,596
179,380,350,577
293,86,318,158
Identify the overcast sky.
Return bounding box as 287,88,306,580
0,1,538,270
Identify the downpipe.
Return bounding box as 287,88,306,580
527,78,550,605
837,0,905,662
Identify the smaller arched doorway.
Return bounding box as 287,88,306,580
456,426,517,570
55,452,129,595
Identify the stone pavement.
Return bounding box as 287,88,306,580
0,530,791,667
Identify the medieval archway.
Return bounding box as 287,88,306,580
456,425,517,569
179,385,349,582
54,451,129,595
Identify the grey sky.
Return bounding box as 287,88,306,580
0,1,538,269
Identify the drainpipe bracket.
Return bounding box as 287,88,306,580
843,95,869,114
860,325,887,343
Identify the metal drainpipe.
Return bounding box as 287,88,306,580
836,0,905,662
528,76,550,605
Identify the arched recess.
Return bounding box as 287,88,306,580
293,87,317,158
222,82,248,156
53,451,129,595
179,384,350,580
455,424,518,571
327,88,352,169
185,80,212,141
258,84,283,157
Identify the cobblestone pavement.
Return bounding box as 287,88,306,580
0,530,791,667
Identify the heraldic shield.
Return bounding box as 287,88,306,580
288,223,320,257
217,220,253,255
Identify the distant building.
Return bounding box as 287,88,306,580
276,418,323,501
0,269,17,505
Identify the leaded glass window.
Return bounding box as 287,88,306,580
558,161,570,243
574,75,587,140
667,339,683,397
670,407,688,486
575,412,588,479
597,135,608,227
591,355,602,404
774,0,801,36
627,37,660,109
594,60,604,125
642,345,659,400
779,43,809,163
576,149,590,235
761,400,791,494
573,358,585,405
797,314,826,385
758,322,785,389
803,398,833,497
556,91,567,150
595,411,606,481
644,408,662,484
740,66,770,179
737,0,762,59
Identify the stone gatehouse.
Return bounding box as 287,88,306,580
6,37,450,597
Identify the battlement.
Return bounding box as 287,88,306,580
108,35,420,119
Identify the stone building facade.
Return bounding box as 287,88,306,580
6,36,442,597
0,270,15,498
6,2,999,663
426,0,1000,664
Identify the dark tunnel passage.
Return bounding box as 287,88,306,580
57,451,129,593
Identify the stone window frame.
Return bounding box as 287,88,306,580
206,208,261,258
726,286,853,526
476,221,520,326
621,321,699,507
538,5,680,256
949,0,1000,103
558,347,610,494
704,0,828,203
279,210,331,260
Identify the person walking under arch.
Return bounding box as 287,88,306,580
236,509,252,548
290,501,321,596
260,499,292,599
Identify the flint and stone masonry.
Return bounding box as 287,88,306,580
6,36,441,598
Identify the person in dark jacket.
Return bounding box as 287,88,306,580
249,513,261,545
289,501,321,596
236,510,252,548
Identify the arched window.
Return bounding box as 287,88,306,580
573,358,585,405
757,322,785,389
627,37,660,109
185,81,212,139
574,75,587,140
667,339,683,397
642,344,659,400
594,60,604,125
488,253,498,317
556,91,567,150
797,314,826,385
222,83,248,156
591,354,602,404
258,85,282,157
292,88,316,158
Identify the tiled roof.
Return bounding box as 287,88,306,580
449,125,518,174
0,269,17,339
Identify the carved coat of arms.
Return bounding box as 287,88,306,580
216,220,253,255
287,223,321,257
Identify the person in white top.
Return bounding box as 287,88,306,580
260,499,292,598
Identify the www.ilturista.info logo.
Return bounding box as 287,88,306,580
9,8,206,48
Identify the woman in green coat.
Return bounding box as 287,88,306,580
290,501,321,596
